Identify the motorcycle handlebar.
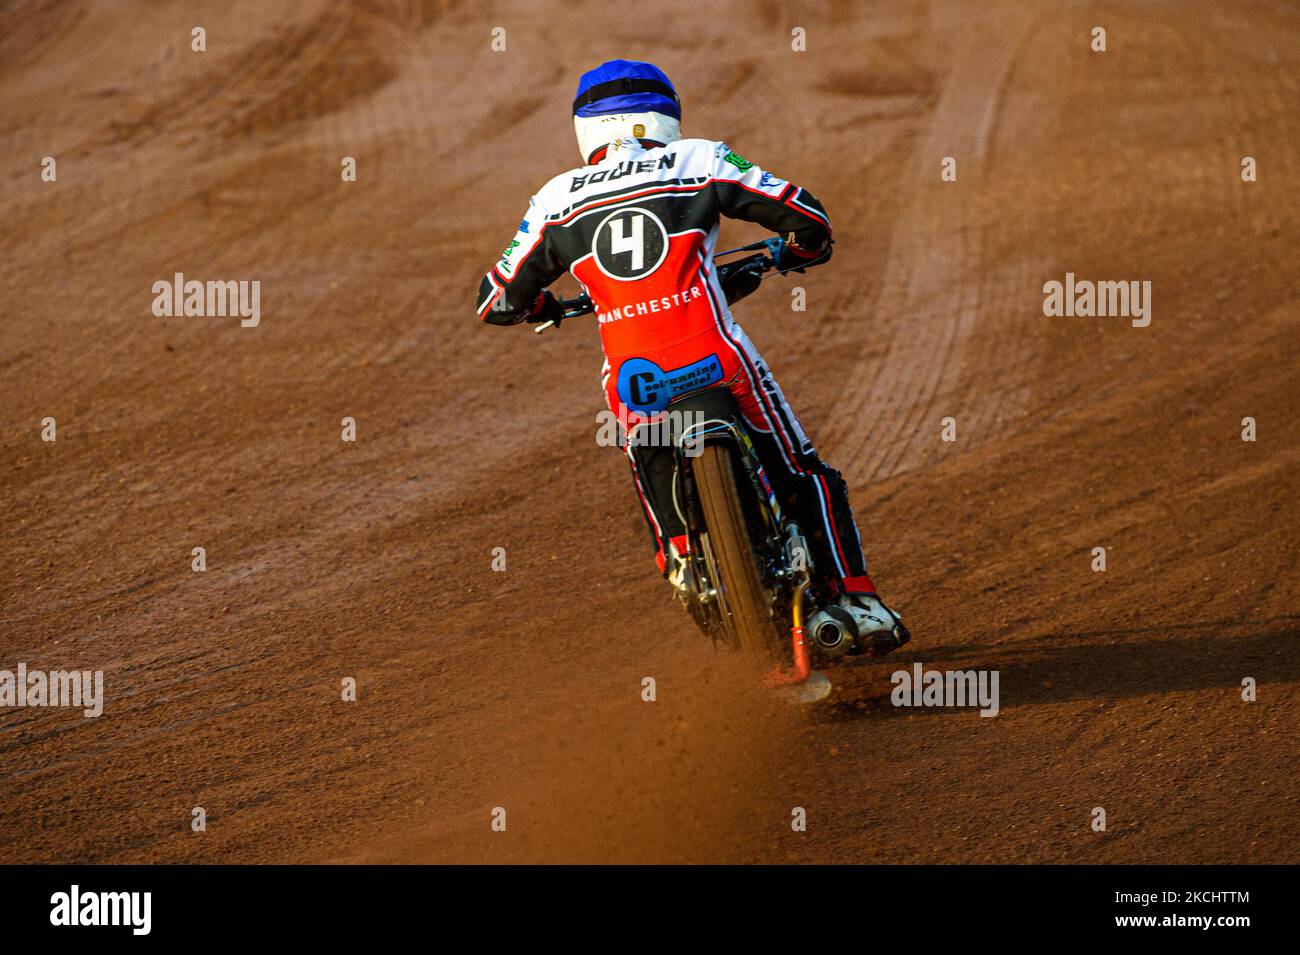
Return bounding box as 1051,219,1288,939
532,237,787,334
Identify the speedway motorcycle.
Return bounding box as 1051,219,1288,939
536,239,842,701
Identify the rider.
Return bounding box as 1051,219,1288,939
475,59,909,656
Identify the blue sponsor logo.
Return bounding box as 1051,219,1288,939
616,354,724,414
519,219,530,233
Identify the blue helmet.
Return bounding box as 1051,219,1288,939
572,60,682,162
573,59,681,119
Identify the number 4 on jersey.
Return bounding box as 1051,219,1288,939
609,213,645,270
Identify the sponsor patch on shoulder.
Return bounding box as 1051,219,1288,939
723,149,753,173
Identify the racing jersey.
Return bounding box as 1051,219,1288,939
474,137,832,419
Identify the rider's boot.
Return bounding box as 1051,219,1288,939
661,536,692,598
808,592,910,658
664,536,716,638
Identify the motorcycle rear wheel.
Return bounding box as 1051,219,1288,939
692,443,783,665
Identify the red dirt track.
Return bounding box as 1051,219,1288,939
2,0,1297,864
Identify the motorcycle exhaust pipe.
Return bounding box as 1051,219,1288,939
813,619,849,650
812,623,850,659
808,606,857,660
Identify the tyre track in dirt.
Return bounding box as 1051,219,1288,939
825,3,1041,485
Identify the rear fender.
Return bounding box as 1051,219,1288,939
668,390,785,549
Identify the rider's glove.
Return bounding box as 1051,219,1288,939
776,234,833,274
721,262,764,305
524,290,564,325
